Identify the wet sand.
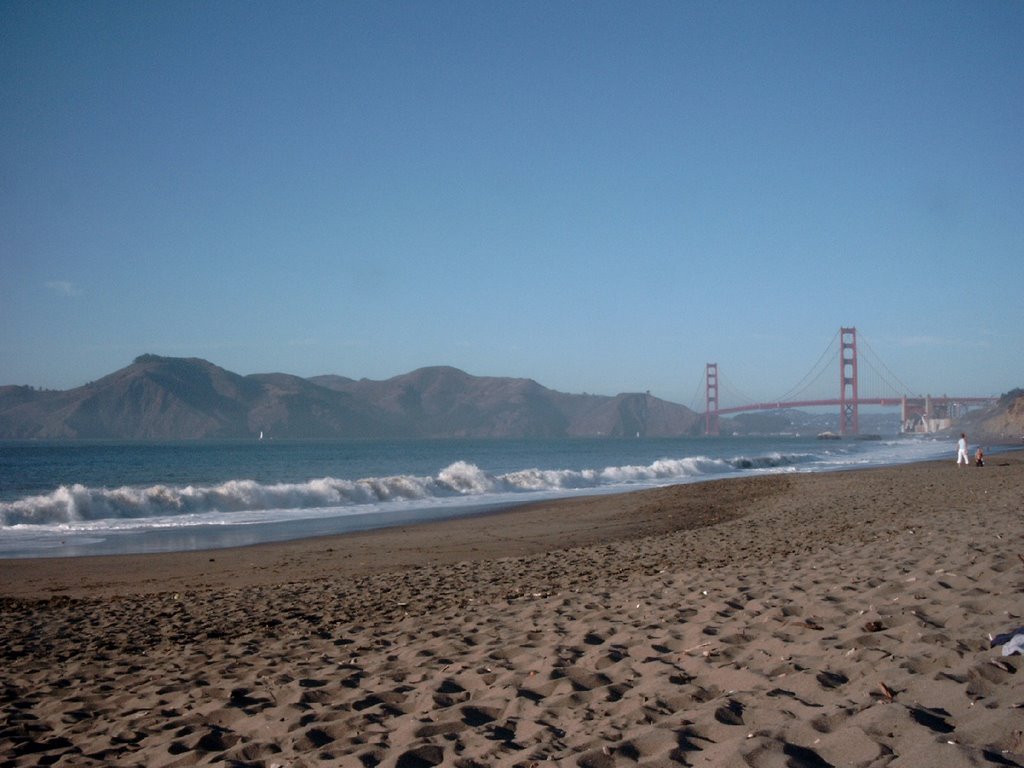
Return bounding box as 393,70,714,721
2,455,1022,766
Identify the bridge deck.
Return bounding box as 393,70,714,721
711,396,995,416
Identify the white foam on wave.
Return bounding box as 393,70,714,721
0,449,806,529
1,439,950,532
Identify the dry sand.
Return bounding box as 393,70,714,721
1,455,1022,767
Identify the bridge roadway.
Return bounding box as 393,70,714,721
711,395,996,416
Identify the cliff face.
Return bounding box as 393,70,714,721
0,357,700,440
967,389,1024,443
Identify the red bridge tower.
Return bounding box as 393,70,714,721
839,326,858,436
705,363,719,436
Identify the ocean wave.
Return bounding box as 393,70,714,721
0,451,803,527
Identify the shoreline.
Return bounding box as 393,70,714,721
0,434,991,561
0,453,1020,600
0,438,1007,565
2,454,1022,766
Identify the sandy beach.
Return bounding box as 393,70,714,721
1,454,1022,767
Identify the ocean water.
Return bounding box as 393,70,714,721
0,435,953,558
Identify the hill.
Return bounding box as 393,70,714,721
312,367,698,439
0,357,700,440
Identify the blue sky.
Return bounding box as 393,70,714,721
2,1,1022,408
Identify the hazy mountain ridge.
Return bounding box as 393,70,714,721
0,357,701,440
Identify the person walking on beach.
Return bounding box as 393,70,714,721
975,446,985,467
957,433,969,467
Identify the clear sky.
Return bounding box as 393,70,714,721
2,1,1022,408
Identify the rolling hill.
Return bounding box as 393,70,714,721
0,356,701,440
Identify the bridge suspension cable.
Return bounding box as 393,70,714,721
772,329,841,404
716,371,761,410
857,334,916,398
687,372,706,414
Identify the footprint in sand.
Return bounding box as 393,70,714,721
395,743,444,767
714,698,745,725
815,670,849,690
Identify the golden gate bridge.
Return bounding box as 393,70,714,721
700,327,996,436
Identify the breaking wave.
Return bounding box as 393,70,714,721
1,452,805,527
